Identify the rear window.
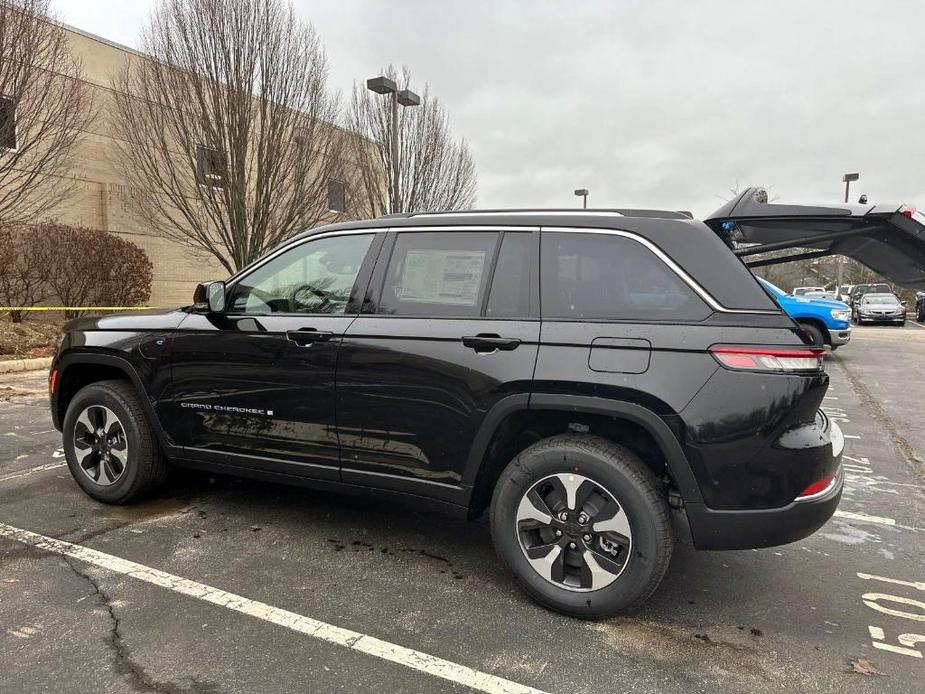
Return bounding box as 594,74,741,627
541,232,711,321
378,231,498,317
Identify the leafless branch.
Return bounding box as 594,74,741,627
0,0,95,224
110,0,344,273
347,65,477,217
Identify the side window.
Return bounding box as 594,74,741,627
541,232,711,321
378,232,498,317
226,233,374,315
486,232,535,318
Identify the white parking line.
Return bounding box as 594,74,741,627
0,522,546,694
834,510,896,526
0,463,66,483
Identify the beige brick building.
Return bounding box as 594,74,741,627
45,25,358,308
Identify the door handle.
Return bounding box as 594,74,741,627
462,334,521,353
286,328,334,346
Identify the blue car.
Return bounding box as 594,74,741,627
758,278,852,349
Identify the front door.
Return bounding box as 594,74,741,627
336,228,541,500
164,231,380,479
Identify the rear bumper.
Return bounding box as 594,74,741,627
683,418,844,550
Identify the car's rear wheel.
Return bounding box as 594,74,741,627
490,434,673,618
63,380,168,504
798,322,825,348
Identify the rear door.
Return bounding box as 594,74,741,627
336,227,540,502
705,187,925,288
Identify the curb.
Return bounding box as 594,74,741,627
0,357,52,375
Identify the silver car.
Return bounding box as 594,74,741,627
852,293,906,325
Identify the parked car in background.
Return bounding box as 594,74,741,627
852,293,906,325
849,283,891,307
917,291,925,322
759,279,851,349
836,285,855,303
793,286,826,296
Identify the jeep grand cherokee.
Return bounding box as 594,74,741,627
49,203,856,618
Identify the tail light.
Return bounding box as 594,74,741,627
709,346,824,372
900,204,917,218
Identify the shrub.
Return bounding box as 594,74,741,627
2,223,153,320
0,225,49,322
37,224,153,319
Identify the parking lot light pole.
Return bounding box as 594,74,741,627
574,188,589,209
366,76,421,214
842,172,859,204
838,173,860,289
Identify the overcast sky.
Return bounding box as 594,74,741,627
52,0,925,217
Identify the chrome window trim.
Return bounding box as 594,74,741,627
542,226,780,315
227,223,777,316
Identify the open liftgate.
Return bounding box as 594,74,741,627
704,187,925,289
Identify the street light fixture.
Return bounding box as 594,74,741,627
574,188,589,209
842,172,859,203
838,172,860,289
366,76,421,214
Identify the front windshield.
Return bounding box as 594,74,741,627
862,294,900,305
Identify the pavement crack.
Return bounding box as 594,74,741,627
60,557,191,694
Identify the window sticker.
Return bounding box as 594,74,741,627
399,250,486,306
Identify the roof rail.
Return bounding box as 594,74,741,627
379,208,693,220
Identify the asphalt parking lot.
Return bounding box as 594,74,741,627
2,323,924,694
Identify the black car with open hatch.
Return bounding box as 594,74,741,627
51,188,925,618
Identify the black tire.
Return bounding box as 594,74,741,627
63,380,168,504
798,322,825,348
490,434,673,619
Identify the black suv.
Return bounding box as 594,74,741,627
50,206,852,618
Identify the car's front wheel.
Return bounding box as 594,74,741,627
798,322,825,348
63,380,168,504
490,434,673,618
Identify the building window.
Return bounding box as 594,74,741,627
0,97,16,151
195,144,225,188
327,179,346,213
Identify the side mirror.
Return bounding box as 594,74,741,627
901,300,908,307
193,280,226,313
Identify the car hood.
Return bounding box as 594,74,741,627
64,308,189,332
787,297,850,311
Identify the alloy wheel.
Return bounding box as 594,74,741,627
515,473,632,592
72,405,129,486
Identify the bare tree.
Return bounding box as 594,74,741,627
0,0,94,224
347,66,477,217
111,0,344,274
